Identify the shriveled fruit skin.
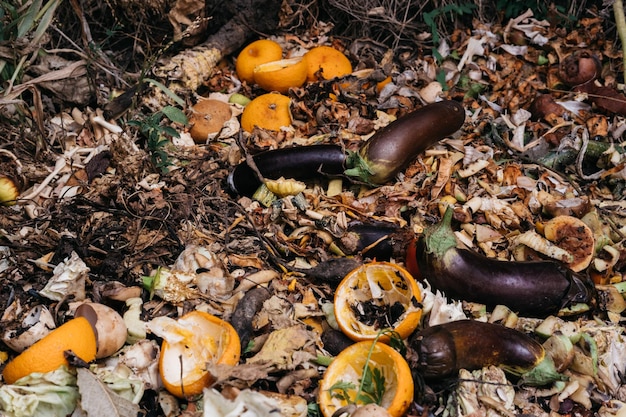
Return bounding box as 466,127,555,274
543,215,595,272
230,287,271,351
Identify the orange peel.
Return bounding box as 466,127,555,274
188,99,233,143
154,310,240,398
304,45,353,82
2,316,97,384
253,57,308,93
334,261,422,342
318,340,414,417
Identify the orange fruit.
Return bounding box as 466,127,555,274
253,57,308,93
318,341,414,417
2,316,97,384
188,99,233,143
235,39,283,84
334,261,422,342
240,93,292,132
304,45,353,82
155,311,240,398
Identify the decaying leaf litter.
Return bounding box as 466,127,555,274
3,0,626,415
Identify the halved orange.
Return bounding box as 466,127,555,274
153,310,240,398
334,261,422,342
240,92,292,132
318,341,414,417
304,45,353,82
235,39,283,84
2,316,97,384
253,57,308,93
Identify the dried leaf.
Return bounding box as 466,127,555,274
248,325,318,370
76,368,140,417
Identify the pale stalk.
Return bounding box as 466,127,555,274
614,0,626,83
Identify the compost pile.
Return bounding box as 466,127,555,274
3,1,626,416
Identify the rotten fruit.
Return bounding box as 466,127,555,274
333,261,422,342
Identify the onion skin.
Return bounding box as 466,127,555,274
227,144,346,196
409,320,546,379
411,208,595,318
347,100,465,184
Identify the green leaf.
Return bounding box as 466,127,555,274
31,0,61,45
327,380,355,403
0,366,79,417
16,0,42,39
161,125,180,138
161,105,188,125
386,331,406,356
355,365,385,405
144,78,185,107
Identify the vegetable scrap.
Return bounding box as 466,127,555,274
3,2,626,417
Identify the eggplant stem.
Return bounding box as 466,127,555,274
424,206,458,257
519,355,567,386
344,150,375,184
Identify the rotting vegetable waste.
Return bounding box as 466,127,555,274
228,99,465,196
410,207,596,318
408,319,566,386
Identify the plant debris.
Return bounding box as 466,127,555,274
3,1,626,416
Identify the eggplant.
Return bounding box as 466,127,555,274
412,207,595,318
227,144,346,196
344,100,465,184
228,100,465,196
409,320,565,385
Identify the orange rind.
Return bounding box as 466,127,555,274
154,311,240,398
253,57,308,93
304,45,353,82
188,99,233,143
334,261,422,342
318,341,414,417
2,316,97,384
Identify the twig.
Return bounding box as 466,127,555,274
614,0,626,82
234,130,265,184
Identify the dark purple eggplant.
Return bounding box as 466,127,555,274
227,144,346,196
345,100,465,184
228,100,465,196
412,207,595,318
409,320,565,385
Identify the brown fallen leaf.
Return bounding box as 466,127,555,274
247,325,319,370
75,368,140,417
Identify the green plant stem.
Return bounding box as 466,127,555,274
357,334,382,404
614,0,626,83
